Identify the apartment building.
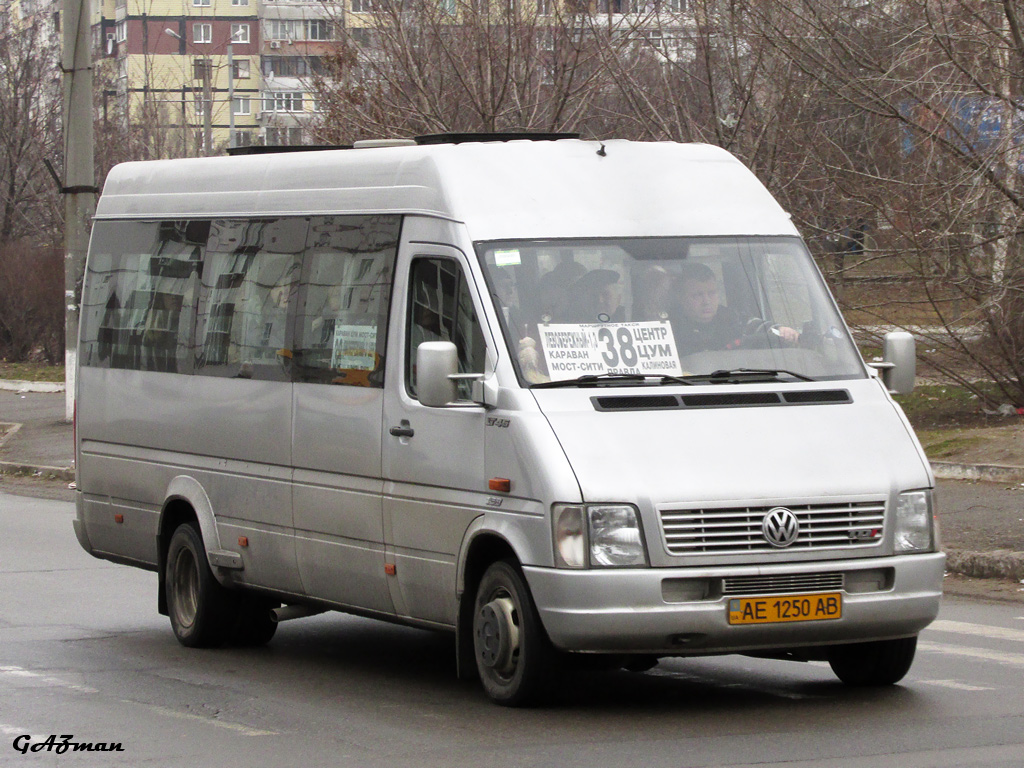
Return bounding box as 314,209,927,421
92,0,319,153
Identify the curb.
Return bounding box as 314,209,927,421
0,461,75,482
932,461,1024,484
945,548,1024,582
0,379,65,394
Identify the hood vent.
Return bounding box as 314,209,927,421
681,392,780,408
592,389,852,412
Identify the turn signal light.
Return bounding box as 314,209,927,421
488,478,511,493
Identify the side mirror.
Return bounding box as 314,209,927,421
416,341,458,407
879,331,915,395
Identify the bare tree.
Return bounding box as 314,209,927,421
0,11,62,244
309,0,622,143
748,0,1024,405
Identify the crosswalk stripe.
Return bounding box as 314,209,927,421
0,665,98,694
918,640,1024,667
929,619,1024,643
916,679,993,691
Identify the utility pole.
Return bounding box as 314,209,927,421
202,57,212,155
62,0,96,423
227,43,234,149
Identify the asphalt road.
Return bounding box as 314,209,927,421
2,491,1024,767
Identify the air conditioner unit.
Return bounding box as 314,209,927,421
269,40,281,49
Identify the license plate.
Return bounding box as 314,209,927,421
728,592,842,625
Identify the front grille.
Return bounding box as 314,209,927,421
723,571,845,595
659,500,886,556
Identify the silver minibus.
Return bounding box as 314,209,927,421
74,136,942,705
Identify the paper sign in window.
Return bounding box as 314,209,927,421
538,321,683,377
332,325,378,370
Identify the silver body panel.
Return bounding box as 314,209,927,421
76,140,941,657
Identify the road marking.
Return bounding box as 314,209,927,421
929,619,1024,643
0,665,97,694
918,641,1024,667
916,679,993,691
0,723,32,737
143,704,277,736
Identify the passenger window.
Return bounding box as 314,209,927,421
79,220,203,373
195,219,305,380
293,215,400,387
406,257,485,400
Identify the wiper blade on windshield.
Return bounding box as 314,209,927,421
531,373,694,389
705,368,816,383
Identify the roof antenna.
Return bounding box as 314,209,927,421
597,143,607,157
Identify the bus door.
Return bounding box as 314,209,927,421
382,246,490,625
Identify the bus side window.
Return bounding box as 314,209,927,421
79,220,203,374
195,219,305,381
293,215,400,387
405,257,485,400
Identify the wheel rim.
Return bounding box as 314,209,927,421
475,592,520,680
170,546,199,631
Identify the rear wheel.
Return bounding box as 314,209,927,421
165,522,237,648
827,636,917,686
230,595,278,647
473,560,553,706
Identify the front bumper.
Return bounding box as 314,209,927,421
524,552,944,654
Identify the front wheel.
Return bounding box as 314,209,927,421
827,636,917,686
473,560,553,706
165,522,238,648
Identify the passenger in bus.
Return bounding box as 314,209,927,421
537,254,586,322
634,265,673,321
564,268,625,323
672,262,799,354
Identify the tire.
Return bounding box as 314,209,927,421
230,595,279,647
827,636,917,686
165,522,238,648
473,560,553,706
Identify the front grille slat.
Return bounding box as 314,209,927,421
660,500,886,556
722,572,845,595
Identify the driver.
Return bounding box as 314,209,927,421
672,262,799,354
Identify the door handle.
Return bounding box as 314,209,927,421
389,420,414,438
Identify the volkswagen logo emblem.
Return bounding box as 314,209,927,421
762,507,800,548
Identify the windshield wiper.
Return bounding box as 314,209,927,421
705,368,816,383
531,373,694,389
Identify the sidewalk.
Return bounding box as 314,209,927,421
2,381,1023,586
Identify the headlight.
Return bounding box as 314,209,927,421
895,490,934,553
553,504,647,568
553,505,586,568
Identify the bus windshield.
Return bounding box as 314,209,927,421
476,236,865,386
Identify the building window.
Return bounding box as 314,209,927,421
265,126,304,146
304,20,331,41
261,56,322,78
193,23,212,44
231,23,250,44
115,21,127,43
233,97,251,116
265,19,293,40
351,0,375,12
193,0,211,6
263,91,304,113
231,0,249,5
233,59,251,79
233,130,253,147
